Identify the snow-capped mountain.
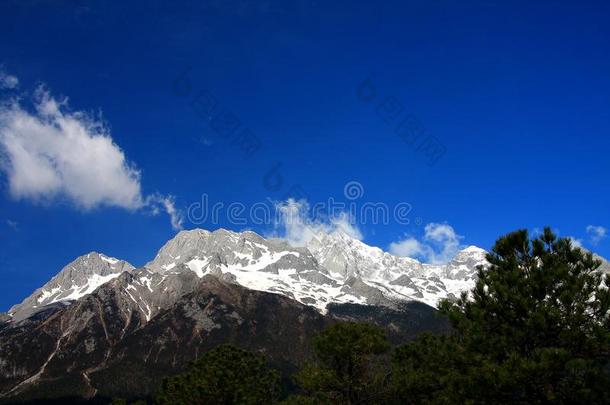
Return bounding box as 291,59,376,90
306,231,486,306
6,228,488,323
96,228,487,319
9,252,134,321
2,228,607,402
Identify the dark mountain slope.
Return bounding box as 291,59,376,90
0,275,448,403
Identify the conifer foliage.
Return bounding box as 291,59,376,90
155,344,281,405
392,228,610,403
288,322,391,404
153,228,610,404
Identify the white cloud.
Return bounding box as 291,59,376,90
389,222,463,264
0,87,142,209
6,219,18,231
0,70,18,90
329,212,363,240
272,198,363,246
0,79,182,230
586,225,607,245
274,199,318,246
389,237,426,257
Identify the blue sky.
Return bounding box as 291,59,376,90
1,0,609,310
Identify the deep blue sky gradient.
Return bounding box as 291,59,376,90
1,0,609,310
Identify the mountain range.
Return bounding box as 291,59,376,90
0,228,605,402
7,229,487,323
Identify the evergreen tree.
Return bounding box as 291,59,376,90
392,228,610,404
287,322,390,404
155,344,281,405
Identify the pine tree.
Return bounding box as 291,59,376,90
392,228,610,404
287,322,390,404
155,344,281,405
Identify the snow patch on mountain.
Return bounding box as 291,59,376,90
8,252,134,321
141,229,489,312
7,228,491,323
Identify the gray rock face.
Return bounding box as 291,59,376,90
305,232,488,307
0,274,450,402
141,229,340,311
5,229,492,325
136,229,492,313
443,246,487,280
8,253,134,322
8,228,610,328
306,231,423,281
147,228,318,273
0,228,482,326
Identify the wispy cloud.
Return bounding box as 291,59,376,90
146,193,184,231
0,73,182,230
0,69,18,90
271,198,363,246
586,225,607,245
6,219,18,231
389,222,463,264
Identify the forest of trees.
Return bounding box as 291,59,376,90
119,228,610,404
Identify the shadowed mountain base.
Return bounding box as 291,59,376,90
0,275,449,403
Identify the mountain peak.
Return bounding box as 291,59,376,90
459,245,487,254
8,252,134,321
